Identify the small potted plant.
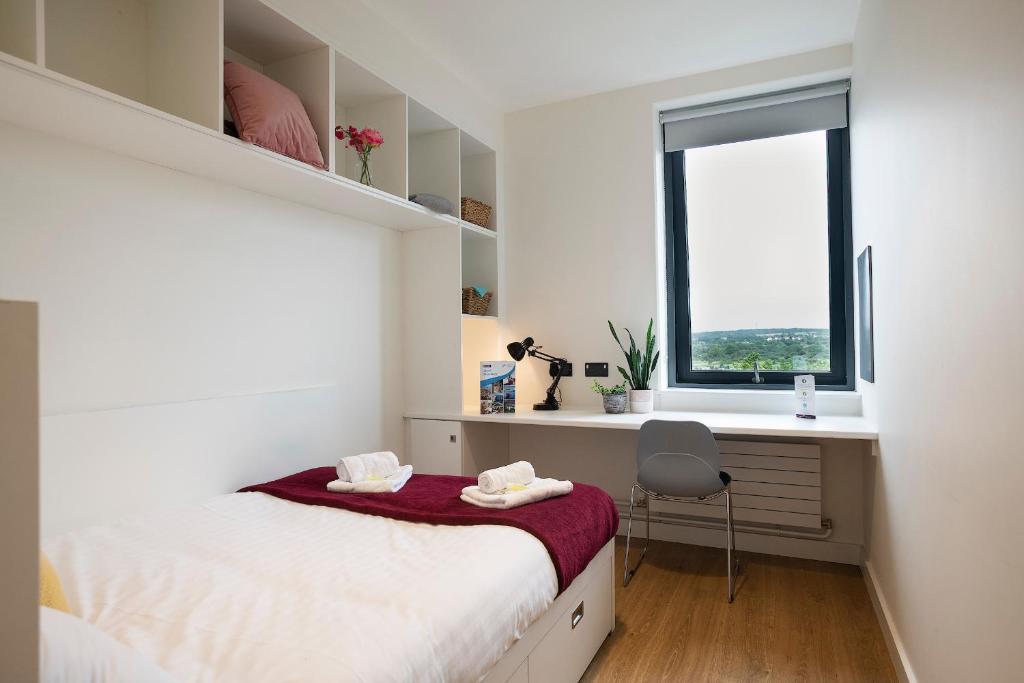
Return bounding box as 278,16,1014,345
608,318,659,414
591,380,627,414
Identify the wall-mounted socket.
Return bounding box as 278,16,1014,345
585,362,609,377
549,362,572,377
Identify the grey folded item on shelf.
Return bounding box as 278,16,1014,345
409,193,454,215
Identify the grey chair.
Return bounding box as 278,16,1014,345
622,420,739,602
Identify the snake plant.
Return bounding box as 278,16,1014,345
608,319,659,391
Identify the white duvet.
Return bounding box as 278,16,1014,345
43,492,558,683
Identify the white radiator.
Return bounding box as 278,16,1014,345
650,440,823,530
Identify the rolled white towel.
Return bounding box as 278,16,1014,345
461,478,573,509
336,451,400,483
327,465,413,493
478,461,536,494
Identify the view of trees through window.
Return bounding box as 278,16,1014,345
684,131,831,374
692,328,829,371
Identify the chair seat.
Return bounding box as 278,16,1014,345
637,450,730,499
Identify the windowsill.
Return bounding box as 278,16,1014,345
657,386,863,417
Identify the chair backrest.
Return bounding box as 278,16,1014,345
636,420,724,498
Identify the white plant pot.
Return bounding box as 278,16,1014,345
629,389,654,414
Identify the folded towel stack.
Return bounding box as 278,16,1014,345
328,451,411,493
461,477,573,510
327,465,413,493
336,451,400,483
478,461,535,494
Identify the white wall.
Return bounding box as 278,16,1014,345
0,122,404,535
851,1,1024,680
503,46,852,411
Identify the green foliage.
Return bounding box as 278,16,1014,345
591,380,627,396
608,319,659,390
692,328,830,371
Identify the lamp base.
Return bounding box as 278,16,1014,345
533,401,560,411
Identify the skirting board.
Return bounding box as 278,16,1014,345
862,559,916,683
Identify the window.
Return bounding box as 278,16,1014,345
663,83,853,389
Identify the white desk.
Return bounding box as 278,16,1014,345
405,409,878,444
405,408,878,563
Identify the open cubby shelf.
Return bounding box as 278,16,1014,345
334,53,407,198
45,0,221,130
0,0,37,63
0,0,497,241
224,0,334,169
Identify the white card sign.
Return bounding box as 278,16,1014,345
795,374,816,419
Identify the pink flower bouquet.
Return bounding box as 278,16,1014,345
335,125,384,186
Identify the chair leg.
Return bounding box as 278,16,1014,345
644,486,652,564
623,483,636,586
726,488,735,603
731,488,740,578
623,483,647,586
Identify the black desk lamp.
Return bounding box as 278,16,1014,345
507,337,569,411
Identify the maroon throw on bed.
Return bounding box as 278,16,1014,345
239,468,619,593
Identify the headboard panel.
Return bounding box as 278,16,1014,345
41,386,358,536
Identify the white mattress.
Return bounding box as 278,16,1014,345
44,492,558,683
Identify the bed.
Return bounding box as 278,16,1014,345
44,475,616,683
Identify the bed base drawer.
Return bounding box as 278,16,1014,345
483,540,614,683
526,547,613,683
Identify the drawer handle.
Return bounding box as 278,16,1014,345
571,601,584,629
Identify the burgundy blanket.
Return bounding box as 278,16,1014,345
239,468,618,593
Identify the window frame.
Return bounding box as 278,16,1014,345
664,127,855,390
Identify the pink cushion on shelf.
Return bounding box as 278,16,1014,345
223,60,325,170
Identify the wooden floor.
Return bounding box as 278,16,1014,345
582,538,896,682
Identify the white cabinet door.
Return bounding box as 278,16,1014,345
409,419,462,475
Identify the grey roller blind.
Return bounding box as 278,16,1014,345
662,81,849,152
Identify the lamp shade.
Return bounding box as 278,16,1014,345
507,342,526,361
507,337,533,361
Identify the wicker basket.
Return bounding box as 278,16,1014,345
461,197,493,229
462,287,493,316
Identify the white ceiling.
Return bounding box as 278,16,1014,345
358,0,861,112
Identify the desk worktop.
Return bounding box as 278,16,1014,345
405,408,879,442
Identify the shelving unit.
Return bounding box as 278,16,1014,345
45,0,221,130
0,0,503,420
334,53,407,198
0,0,37,63
224,0,333,169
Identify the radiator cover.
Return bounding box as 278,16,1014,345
650,440,822,530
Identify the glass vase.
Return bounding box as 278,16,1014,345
358,156,372,187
